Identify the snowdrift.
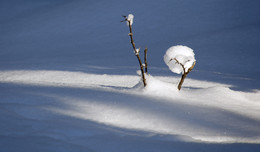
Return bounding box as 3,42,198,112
1,70,259,147
1,0,260,151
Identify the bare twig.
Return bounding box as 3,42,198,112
122,16,147,87
144,47,148,74
174,58,185,73
187,61,196,73
173,58,196,90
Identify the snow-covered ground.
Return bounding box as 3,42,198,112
1,70,260,151
1,0,260,151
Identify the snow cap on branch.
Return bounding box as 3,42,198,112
135,48,140,55
126,14,134,26
164,45,195,74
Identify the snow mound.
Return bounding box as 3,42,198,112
144,75,179,96
164,45,196,74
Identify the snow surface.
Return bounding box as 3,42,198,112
164,45,195,74
1,0,260,151
0,70,260,152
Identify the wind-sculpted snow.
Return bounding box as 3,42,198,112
0,70,259,150
1,0,260,151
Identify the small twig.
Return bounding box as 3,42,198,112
120,16,127,22
187,61,196,74
173,58,196,90
122,16,147,87
144,47,148,73
174,58,185,73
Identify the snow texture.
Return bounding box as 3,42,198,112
0,70,260,150
1,0,260,151
135,48,140,55
164,45,196,74
127,14,134,26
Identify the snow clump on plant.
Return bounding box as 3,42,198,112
126,14,134,26
164,45,196,74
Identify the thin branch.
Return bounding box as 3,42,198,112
187,61,196,74
123,16,147,87
173,58,185,73
173,58,196,90
120,16,127,22
144,47,148,73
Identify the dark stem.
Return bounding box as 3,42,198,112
178,73,187,90
174,58,196,90
144,47,148,73
126,19,147,87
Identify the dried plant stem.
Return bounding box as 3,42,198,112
178,73,187,90
125,18,147,87
174,58,196,90
144,47,148,73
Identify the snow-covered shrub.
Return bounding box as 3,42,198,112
164,45,196,90
121,15,196,90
